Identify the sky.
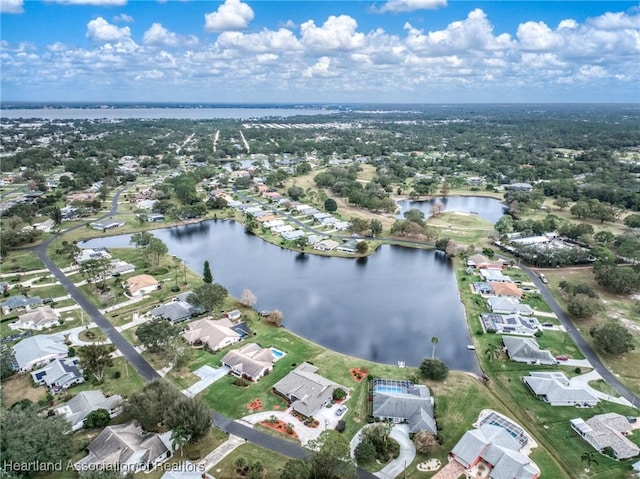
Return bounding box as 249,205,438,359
1,0,639,104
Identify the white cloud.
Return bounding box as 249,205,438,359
303,56,337,77
49,0,127,5
300,15,365,52
204,0,254,32
113,13,133,23
378,0,446,13
216,28,301,53
516,21,563,51
0,0,24,14
588,11,640,30
86,17,131,42
143,23,198,47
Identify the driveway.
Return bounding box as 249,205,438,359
349,424,416,479
182,365,230,398
569,370,634,407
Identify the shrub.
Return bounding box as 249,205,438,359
355,440,376,464
335,420,346,433
83,409,111,429
419,358,449,381
332,388,347,401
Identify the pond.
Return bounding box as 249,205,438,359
82,220,480,372
397,196,507,224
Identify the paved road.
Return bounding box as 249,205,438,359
28,188,378,478
518,262,639,409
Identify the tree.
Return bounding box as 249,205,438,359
288,186,305,201
419,358,449,381
203,260,213,284
485,342,502,362
354,440,376,464
445,239,459,257
59,241,81,264
624,213,640,229
0,405,73,475
404,208,425,225
307,430,357,479
361,422,393,458
430,201,444,217
121,380,183,431
136,319,180,352
440,181,450,197
594,263,640,294
431,336,439,359
435,238,451,252
79,257,111,290
590,320,635,355
188,283,228,312
83,409,111,429
265,309,284,327
295,235,309,249
567,294,601,319
413,431,440,454
77,344,115,383
240,289,257,307
355,241,368,254
1,346,15,380
369,219,383,237
171,427,190,457
280,459,310,479
165,396,211,442
130,231,154,250
145,237,168,267
553,197,570,210
494,215,514,235
324,198,338,213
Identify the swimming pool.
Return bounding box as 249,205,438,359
270,347,285,360
374,386,407,395
372,378,411,395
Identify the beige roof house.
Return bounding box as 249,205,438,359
489,281,523,298
10,305,59,331
125,274,159,297
221,343,276,381
273,362,345,417
75,421,171,474
182,318,241,351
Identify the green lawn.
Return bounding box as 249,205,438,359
0,251,45,273
72,357,146,398
537,329,585,360
209,443,291,479
521,292,553,313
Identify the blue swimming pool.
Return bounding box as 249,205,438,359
374,386,407,395
270,347,285,359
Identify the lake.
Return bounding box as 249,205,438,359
397,196,507,224
83,220,480,373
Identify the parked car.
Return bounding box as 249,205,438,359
538,273,548,284
335,406,347,416
555,355,569,361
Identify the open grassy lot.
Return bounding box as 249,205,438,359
0,250,45,273
1,373,47,407
427,211,495,246
211,443,291,479
72,357,146,398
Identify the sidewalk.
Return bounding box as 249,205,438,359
198,434,244,473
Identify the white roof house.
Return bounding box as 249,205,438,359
182,318,241,352
55,390,123,431
13,333,68,371
571,413,639,460
479,269,512,283
10,305,60,331
522,372,598,406
480,313,540,336
221,343,276,382
487,297,534,316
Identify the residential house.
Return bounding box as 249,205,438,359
13,333,68,371
487,297,534,316
522,372,598,407
473,282,494,295
479,269,512,283
10,305,60,331
76,248,112,264
149,301,194,324
450,422,540,479
371,379,436,433
281,230,306,241
147,213,165,222
505,183,533,192
89,220,125,231
221,343,276,381
55,390,123,431
75,421,172,474
336,240,359,253
31,357,84,392
571,413,639,460
314,239,340,251
467,254,504,269
488,281,523,299
333,221,351,231
0,295,43,315
224,310,242,321
182,318,241,351
109,260,136,277
273,362,346,418
480,313,540,336
125,274,159,297
502,336,556,365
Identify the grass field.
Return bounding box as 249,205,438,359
427,211,495,246
210,443,291,478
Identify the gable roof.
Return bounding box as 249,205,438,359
502,336,556,365
13,333,68,370
221,343,275,380
182,318,240,350
522,372,598,405
487,297,533,315
273,362,344,417
76,421,170,470
31,357,83,389
57,390,122,429
372,381,436,433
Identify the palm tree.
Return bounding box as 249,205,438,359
581,451,599,472
431,336,439,359
485,343,502,362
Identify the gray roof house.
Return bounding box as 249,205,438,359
55,390,122,431
13,333,68,371
571,413,639,460
480,313,540,336
0,295,43,315
273,362,345,418
522,372,598,407
371,379,436,433
451,423,540,479
75,421,171,474
487,297,534,316
10,305,60,331
502,336,556,365
221,343,276,381
31,357,84,392
149,301,194,324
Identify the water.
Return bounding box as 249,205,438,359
397,196,507,224
0,107,335,120
81,220,479,372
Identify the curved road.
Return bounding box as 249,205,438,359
29,189,377,478
515,261,639,408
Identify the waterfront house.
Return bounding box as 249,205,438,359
125,274,159,297
371,379,436,433
522,372,598,407
221,343,276,382
182,318,241,351
502,336,556,365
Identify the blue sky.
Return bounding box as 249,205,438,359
1,0,638,103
